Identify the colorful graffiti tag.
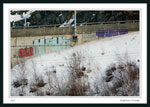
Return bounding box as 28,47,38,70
19,47,33,57
19,37,71,57
45,37,71,51
33,39,45,56
96,26,128,37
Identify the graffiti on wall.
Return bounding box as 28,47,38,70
33,38,45,56
45,37,71,51
19,47,33,57
19,37,71,57
96,26,128,38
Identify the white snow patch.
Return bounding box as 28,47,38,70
10,10,35,22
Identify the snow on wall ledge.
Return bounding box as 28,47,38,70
11,31,140,96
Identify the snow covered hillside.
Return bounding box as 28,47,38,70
11,31,140,96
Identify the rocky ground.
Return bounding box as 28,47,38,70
11,11,139,27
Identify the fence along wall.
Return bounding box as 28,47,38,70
11,21,139,68
11,21,139,37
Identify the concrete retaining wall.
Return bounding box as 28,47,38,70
11,22,139,68
11,22,139,37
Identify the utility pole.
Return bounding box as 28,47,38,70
74,10,76,37
73,10,77,43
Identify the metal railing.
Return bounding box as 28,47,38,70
11,20,139,29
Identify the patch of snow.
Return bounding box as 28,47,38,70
93,14,96,16
59,14,62,16
10,10,35,22
60,15,75,27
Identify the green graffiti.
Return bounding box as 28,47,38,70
33,39,45,56
33,37,71,56
45,37,71,51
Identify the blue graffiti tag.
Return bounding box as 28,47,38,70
96,26,128,38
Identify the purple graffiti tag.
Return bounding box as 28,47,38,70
119,26,128,35
96,26,128,38
105,28,111,37
110,26,119,36
96,27,105,38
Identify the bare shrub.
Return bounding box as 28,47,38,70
13,79,28,88
103,61,139,96
90,69,112,96
67,51,85,82
14,59,28,81
31,60,39,83
29,76,47,95
12,58,29,96
45,70,58,95
29,60,47,95
65,50,91,96
45,71,53,95
44,66,69,96
67,79,87,96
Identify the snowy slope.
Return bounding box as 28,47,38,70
11,31,140,96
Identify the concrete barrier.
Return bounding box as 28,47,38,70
11,22,139,68
11,22,139,37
